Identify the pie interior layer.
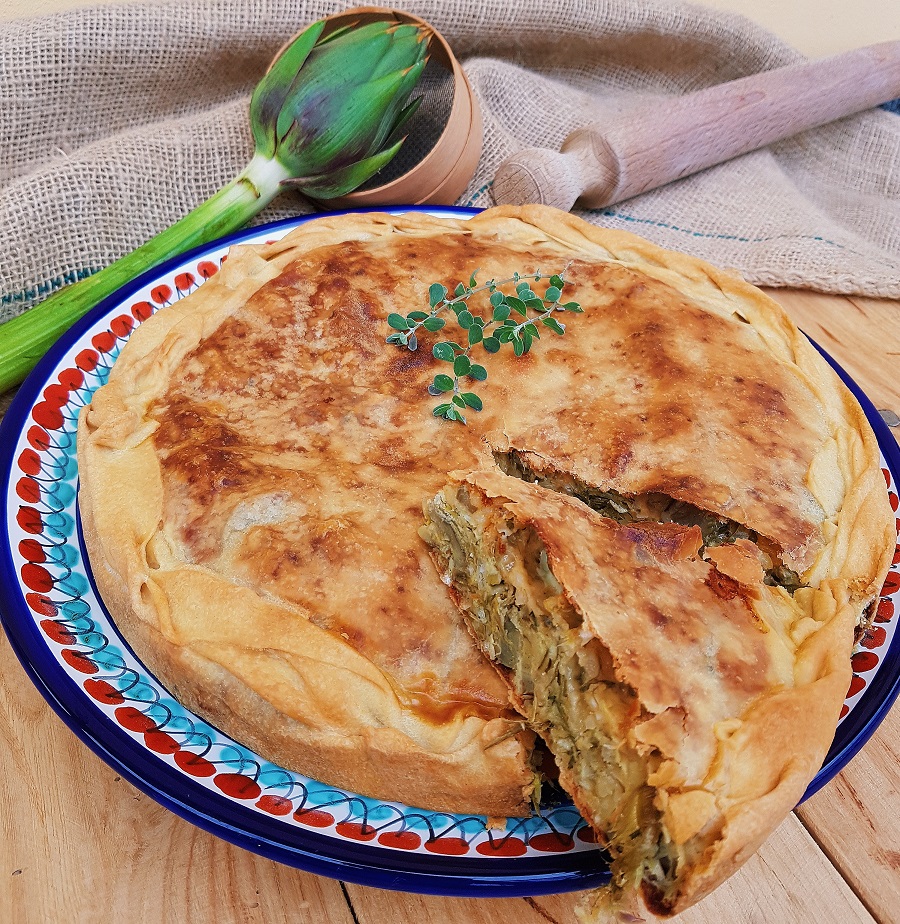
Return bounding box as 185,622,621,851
77,205,893,817
421,467,890,917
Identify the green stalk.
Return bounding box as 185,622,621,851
0,153,291,393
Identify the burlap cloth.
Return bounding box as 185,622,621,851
2,0,900,325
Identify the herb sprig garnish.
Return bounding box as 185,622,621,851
386,268,582,423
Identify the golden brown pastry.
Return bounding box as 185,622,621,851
77,206,893,840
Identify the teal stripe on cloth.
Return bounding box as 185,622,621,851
592,209,845,250
1,267,101,310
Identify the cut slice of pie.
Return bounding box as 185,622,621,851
422,464,889,917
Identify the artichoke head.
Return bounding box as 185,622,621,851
250,18,430,199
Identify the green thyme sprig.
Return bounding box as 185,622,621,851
386,267,582,423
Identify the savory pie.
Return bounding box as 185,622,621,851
77,206,893,864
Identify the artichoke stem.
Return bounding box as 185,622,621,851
0,152,292,393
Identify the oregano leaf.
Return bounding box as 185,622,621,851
423,317,446,332
506,296,527,317
388,313,408,330
542,316,566,334
468,325,483,346
482,336,501,353
493,304,511,322
433,342,455,362
454,354,472,376
429,283,447,308
461,392,483,411
469,363,488,381
433,374,455,392
452,394,466,408
458,310,474,330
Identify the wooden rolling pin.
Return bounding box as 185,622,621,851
492,41,900,211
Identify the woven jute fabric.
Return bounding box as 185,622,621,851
2,0,900,323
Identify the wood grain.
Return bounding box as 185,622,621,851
796,704,900,923
344,811,876,924
0,634,354,924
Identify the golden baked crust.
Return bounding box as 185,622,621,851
77,204,892,822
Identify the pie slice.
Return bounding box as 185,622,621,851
422,463,889,918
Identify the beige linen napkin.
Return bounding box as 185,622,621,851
2,0,899,325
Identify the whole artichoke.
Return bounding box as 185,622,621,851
251,19,430,198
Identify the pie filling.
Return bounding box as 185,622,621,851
421,484,702,910
495,449,804,594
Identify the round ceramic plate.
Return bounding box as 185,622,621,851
1,207,899,897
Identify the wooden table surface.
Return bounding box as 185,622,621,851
0,287,898,924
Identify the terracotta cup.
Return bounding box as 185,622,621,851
285,6,482,208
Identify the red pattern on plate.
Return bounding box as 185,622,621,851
173,751,217,778
476,837,527,857
529,833,575,853
336,822,377,841
91,331,117,354
294,809,336,828
30,402,63,430
424,837,469,856
39,619,75,644
214,773,262,800
61,649,98,674
83,679,126,705
131,301,154,322
256,795,293,816
150,284,172,304
114,706,158,733
378,831,422,850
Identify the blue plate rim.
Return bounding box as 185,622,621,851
0,205,897,891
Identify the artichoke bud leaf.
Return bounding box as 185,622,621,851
249,19,326,159
281,137,406,199
278,65,425,173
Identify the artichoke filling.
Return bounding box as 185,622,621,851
496,449,803,594
421,488,683,903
